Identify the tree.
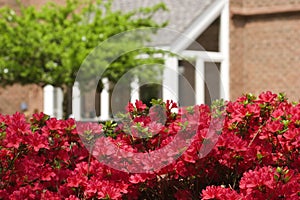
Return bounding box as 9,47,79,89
0,0,167,118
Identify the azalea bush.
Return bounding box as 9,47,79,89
0,91,299,199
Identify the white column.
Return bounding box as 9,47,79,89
219,0,230,100
43,85,54,117
130,76,140,103
195,58,205,105
72,82,81,120
55,87,63,119
162,57,179,103
100,78,110,120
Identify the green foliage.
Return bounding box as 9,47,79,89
0,0,167,117
0,0,167,88
101,120,118,138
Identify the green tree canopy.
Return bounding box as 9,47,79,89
0,0,167,117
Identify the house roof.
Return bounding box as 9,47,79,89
111,0,216,46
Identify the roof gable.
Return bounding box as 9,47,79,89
111,0,216,46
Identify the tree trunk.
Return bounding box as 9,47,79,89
62,85,73,119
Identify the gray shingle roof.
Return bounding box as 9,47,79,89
111,0,216,46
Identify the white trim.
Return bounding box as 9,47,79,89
181,50,224,62
195,58,205,104
72,82,81,120
130,76,140,103
43,85,54,117
163,56,179,102
219,0,230,100
170,0,226,52
100,78,110,121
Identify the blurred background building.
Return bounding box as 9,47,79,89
0,0,300,120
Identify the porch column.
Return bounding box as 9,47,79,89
100,78,110,120
130,76,140,103
219,0,230,100
43,85,54,117
195,58,205,105
72,82,81,120
54,87,63,119
162,56,179,103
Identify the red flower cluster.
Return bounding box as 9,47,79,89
0,92,299,199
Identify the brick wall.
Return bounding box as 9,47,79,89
229,15,246,100
243,0,300,8
0,84,43,115
230,0,243,8
230,0,300,101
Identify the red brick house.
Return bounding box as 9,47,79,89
1,0,300,120
230,0,300,101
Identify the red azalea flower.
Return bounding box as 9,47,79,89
201,185,242,200
266,120,283,133
66,174,88,188
26,131,49,152
1,93,299,199
258,91,277,103
97,182,123,200
240,166,276,198
126,102,135,112
135,100,147,111
65,195,80,200
129,174,147,184
46,118,63,131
